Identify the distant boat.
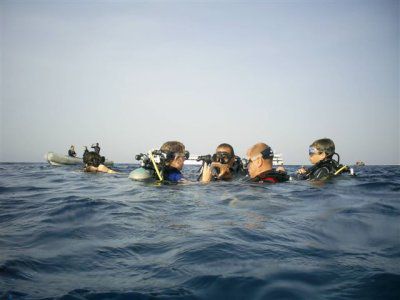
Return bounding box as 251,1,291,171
45,152,114,166
355,161,365,166
273,153,284,166
185,155,204,165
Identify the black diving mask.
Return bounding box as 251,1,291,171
163,150,190,161
174,150,190,160
212,152,233,164
309,147,320,156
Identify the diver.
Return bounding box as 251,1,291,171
91,143,101,154
246,142,289,183
200,143,245,183
68,145,77,157
159,141,189,183
83,150,116,174
296,138,351,180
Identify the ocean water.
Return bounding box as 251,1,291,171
0,163,399,300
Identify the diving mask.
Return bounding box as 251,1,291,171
309,147,320,156
212,152,233,164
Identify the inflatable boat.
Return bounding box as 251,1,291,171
45,152,114,166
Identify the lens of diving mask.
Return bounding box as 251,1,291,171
174,150,190,160
309,147,320,156
212,152,233,164
163,150,190,161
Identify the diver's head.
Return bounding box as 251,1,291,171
309,138,335,164
70,145,75,150
84,152,102,168
246,143,274,178
213,143,235,166
160,141,187,170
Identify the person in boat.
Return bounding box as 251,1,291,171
83,146,89,161
296,138,350,180
68,145,77,157
200,143,245,183
246,142,289,183
91,143,101,154
159,141,188,183
83,151,116,174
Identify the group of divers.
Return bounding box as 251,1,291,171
66,138,355,184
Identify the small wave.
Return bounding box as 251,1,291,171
40,288,196,300
0,291,28,300
342,273,400,300
354,181,400,192
127,241,176,256
0,185,49,194
183,272,327,300
0,257,64,279
0,264,33,281
175,242,250,265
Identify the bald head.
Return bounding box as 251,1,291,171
246,142,273,178
247,143,269,158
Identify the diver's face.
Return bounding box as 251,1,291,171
170,154,185,170
309,152,326,164
246,154,261,178
215,146,235,166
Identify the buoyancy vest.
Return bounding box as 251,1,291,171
301,158,349,180
253,169,290,183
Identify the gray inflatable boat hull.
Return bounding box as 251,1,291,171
45,152,114,166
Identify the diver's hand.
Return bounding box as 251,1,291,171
98,164,118,174
200,163,212,183
296,166,307,174
211,162,232,180
276,165,286,172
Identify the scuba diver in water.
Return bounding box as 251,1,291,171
296,138,351,180
159,141,189,183
68,145,77,157
246,142,289,183
83,147,116,174
200,143,245,183
91,143,101,154
132,141,189,183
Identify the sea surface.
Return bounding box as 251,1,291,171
1,163,399,300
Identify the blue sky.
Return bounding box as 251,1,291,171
1,0,399,164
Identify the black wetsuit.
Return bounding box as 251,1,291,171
252,169,290,183
298,158,346,180
68,149,76,157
